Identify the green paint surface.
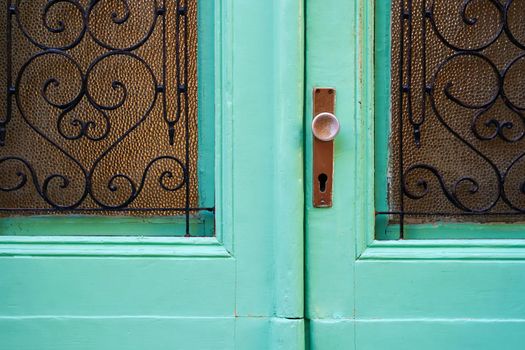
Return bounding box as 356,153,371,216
197,0,216,209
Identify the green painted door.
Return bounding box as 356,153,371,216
5,0,524,349
306,0,525,349
0,1,304,349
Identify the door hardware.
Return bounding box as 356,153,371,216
312,88,339,208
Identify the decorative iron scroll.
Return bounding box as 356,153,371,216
1,0,209,235
380,0,525,237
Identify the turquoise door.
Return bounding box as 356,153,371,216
306,0,525,349
4,0,525,349
0,1,304,349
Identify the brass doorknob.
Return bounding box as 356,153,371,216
312,112,340,141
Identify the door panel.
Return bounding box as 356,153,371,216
356,261,525,319
0,1,305,349
1,318,236,350
306,1,525,349
355,321,525,350
305,0,357,323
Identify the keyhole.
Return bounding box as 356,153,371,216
318,173,328,193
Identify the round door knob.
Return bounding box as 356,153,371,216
312,112,340,141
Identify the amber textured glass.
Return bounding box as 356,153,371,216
389,0,525,225
0,0,199,216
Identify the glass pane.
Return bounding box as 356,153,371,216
0,0,209,229
387,0,525,229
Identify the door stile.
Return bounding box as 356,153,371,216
305,0,361,348
271,0,305,320
231,0,306,347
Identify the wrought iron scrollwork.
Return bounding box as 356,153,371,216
1,0,207,235
380,0,525,237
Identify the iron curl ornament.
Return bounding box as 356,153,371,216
1,0,208,235
379,0,525,237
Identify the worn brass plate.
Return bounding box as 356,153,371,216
313,88,336,208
